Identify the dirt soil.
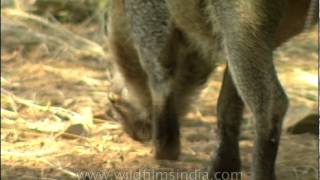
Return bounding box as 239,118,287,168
1,24,318,180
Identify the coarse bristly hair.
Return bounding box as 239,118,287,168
107,0,318,179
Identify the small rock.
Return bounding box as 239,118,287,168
62,123,89,139
284,105,318,135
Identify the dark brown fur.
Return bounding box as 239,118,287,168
107,0,318,179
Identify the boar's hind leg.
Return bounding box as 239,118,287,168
210,1,289,180
209,66,244,179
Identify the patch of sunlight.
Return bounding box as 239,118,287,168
26,118,66,133
293,69,317,87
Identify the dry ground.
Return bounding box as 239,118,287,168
1,23,318,180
